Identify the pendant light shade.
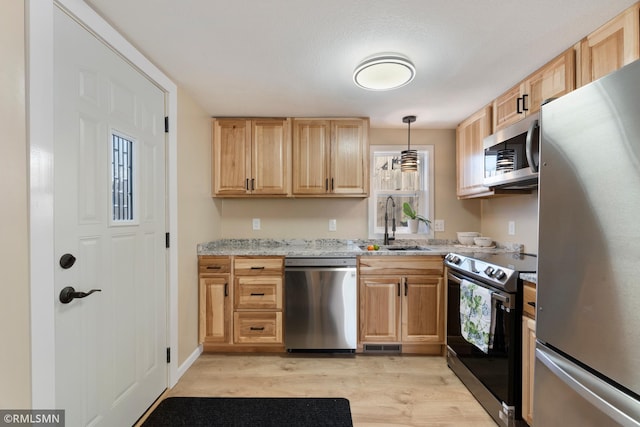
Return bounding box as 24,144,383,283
401,115,418,172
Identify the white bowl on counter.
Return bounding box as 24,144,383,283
474,237,494,247
457,231,480,245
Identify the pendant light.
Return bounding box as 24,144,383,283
401,115,418,172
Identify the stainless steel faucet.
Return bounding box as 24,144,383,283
384,195,396,245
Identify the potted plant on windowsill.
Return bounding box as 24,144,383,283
402,202,431,233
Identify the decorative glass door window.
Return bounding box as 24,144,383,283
111,132,136,223
368,145,434,238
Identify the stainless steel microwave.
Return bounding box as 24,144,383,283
483,112,539,189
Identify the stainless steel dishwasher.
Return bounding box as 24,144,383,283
284,257,357,353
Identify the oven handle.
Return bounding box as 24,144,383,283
447,271,514,309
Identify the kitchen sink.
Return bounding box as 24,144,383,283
384,245,431,251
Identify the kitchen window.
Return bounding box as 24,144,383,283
368,145,434,239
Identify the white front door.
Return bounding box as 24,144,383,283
53,7,167,426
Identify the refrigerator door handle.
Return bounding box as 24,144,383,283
536,345,640,426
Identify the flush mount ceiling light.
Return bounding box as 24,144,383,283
353,55,416,91
401,115,418,172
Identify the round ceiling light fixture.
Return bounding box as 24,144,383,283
353,54,416,91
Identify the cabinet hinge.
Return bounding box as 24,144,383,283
165,232,170,248
164,116,169,133
166,347,171,363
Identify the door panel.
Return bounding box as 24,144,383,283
54,7,167,426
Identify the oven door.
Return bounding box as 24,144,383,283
447,270,521,408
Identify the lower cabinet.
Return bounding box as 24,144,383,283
198,255,284,352
358,256,445,354
521,280,537,426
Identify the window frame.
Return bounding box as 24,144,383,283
368,144,435,240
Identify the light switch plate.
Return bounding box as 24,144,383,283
329,219,337,231
252,218,261,230
434,219,445,232
508,221,515,235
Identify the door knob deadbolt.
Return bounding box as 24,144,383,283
59,253,76,269
59,286,101,304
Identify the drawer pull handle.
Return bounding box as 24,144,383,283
224,283,228,297
206,266,222,270
250,293,265,296
250,326,265,331
527,301,536,308
250,266,265,270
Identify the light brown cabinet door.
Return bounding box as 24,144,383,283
212,119,251,195
251,119,290,195
292,119,331,194
331,119,368,195
212,118,290,196
199,276,231,344
493,48,576,131
401,276,444,343
359,277,401,342
456,105,493,199
493,83,525,131
578,3,640,87
526,48,575,114
292,118,368,196
522,316,537,426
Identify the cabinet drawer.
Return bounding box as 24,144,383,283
233,312,282,344
358,256,444,276
234,256,284,275
523,282,536,319
234,276,282,310
199,256,231,274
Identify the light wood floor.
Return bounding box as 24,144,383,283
145,353,497,427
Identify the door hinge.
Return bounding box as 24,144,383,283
164,116,169,133
166,347,171,363
165,232,170,248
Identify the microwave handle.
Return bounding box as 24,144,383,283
525,118,539,173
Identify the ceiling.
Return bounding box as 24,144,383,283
84,0,637,128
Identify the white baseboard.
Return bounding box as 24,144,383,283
174,344,203,385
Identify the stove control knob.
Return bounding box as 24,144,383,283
452,256,462,265
495,269,506,280
484,266,495,277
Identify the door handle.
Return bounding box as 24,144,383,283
59,286,102,304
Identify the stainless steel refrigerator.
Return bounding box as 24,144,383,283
535,59,640,426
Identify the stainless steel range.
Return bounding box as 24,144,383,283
444,252,537,427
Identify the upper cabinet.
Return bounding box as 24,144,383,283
212,118,290,197
292,118,369,197
526,49,576,115
577,3,640,87
493,48,576,131
456,105,494,199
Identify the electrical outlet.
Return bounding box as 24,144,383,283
508,221,516,235
434,219,445,232
252,218,261,230
328,219,337,232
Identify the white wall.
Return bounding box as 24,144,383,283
481,192,539,253
0,0,31,407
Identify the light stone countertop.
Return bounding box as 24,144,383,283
197,238,525,258
520,273,537,284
